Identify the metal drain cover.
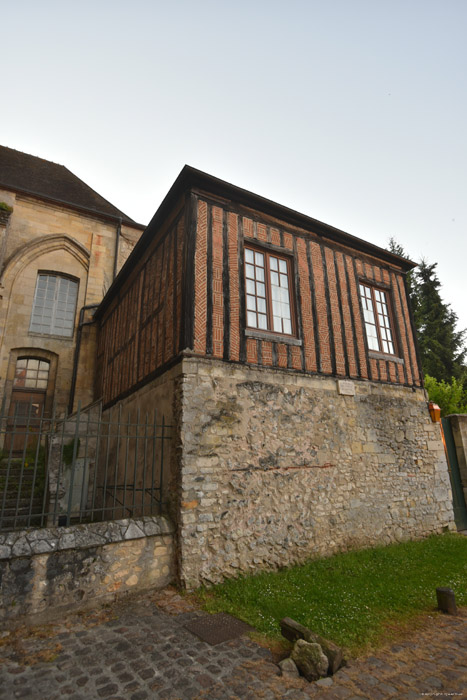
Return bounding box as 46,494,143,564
183,613,253,645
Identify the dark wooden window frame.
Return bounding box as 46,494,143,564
358,280,399,358
244,243,297,338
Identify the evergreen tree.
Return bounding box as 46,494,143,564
413,259,466,383
387,239,466,385
387,238,416,308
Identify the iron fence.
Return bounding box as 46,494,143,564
0,399,171,532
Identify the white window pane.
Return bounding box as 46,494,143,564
282,303,291,320
272,286,280,301
273,316,282,332
270,257,278,271
258,314,268,329
280,288,289,303
368,336,380,351
283,319,292,334
245,264,255,279
16,359,27,368
247,295,256,311
272,300,281,316
245,249,254,264
246,279,255,294
30,274,78,337
271,271,279,286
280,274,288,289
279,259,287,274
257,298,266,313
256,282,265,297
256,267,264,282
247,311,257,327
387,341,394,354
255,251,264,267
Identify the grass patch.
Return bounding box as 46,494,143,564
197,534,467,654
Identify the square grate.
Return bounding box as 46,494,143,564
183,613,253,646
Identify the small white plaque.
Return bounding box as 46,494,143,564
337,380,355,396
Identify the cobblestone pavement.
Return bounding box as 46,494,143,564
0,589,465,700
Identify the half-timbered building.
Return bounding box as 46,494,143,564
94,166,454,588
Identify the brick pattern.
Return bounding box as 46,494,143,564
211,207,224,359
193,200,208,355
296,237,317,372
97,215,185,406
98,196,421,405
228,212,240,362
335,251,358,377
191,198,420,387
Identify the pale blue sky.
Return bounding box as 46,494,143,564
3,0,467,334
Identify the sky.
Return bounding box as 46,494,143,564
3,0,467,334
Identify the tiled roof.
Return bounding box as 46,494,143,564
0,146,142,227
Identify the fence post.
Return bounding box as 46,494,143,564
66,401,81,526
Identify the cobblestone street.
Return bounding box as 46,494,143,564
0,590,465,700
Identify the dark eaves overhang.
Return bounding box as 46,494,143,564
95,165,417,320
0,181,146,230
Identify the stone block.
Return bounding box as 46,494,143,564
291,639,328,681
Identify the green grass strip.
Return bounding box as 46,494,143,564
197,534,467,653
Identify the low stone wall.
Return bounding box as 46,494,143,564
176,357,455,589
0,516,174,624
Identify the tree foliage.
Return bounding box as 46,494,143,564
424,375,467,416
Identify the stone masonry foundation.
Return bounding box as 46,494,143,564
0,516,174,624
175,358,455,589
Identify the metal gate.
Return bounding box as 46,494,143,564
442,417,467,531
0,400,171,532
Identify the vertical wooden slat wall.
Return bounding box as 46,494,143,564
97,211,185,406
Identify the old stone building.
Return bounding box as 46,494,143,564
95,166,455,588
0,146,145,420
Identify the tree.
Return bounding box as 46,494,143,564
387,239,467,410
424,375,467,416
413,259,466,383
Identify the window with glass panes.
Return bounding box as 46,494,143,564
359,283,395,354
14,358,50,390
29,274,78,337
244,248,293,335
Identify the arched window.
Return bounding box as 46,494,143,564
29,273,78,337
14,357,50,391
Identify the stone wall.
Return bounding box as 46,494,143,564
176,357,455,589
0,188,142,415
447,414,467,502
0,516,174,624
